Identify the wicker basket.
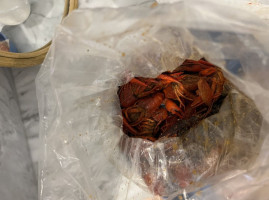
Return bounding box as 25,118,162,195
0,0,78,68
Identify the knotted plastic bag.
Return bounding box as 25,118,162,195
37,1,269,199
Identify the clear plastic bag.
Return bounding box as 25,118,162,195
36,1,269,199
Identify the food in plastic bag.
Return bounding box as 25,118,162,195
117,58,263,196
37,1,269,199
118,58,226,142
120,81,262,196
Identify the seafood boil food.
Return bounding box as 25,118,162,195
118,59,262,196
118,58,226,142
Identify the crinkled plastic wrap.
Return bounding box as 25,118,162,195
37,1,269,199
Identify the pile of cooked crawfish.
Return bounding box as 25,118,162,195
118,58,226,141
